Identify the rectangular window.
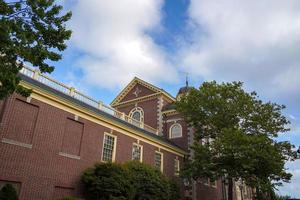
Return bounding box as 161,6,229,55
154,151,163,172
174,159,180,176
132,143,143,162
102,133,117,162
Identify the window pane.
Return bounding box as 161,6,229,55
171,124,182,138
155,152,162,170
132,111,141,121
132,144,141,161
102,135,115,162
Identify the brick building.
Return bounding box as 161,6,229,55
0,67,251,200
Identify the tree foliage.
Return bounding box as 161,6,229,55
81,162,134,200
0,0,72,99
124,161,180,200
176,81,297,200
0,184,19,200
81,161,180,200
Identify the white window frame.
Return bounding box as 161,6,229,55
101,132,117,162
169,123,182,139
132,143,143,162
154,151,163,172
174,158,180,176
129,107,144,128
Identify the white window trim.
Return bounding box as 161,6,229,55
132,143,143,162
169,123,182,139
129,107,144,128
155,151,163,172
101,132,117,162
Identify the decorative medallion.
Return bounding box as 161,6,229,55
133,86,142,97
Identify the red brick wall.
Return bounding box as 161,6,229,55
0,94,183,200
61,118,84,156
52,186,75,199
163,113,189,151
3,98,39,145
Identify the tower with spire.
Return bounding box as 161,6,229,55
176,72,193,100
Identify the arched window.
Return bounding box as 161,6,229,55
169,123,182,138
129,107,144,127
132,111,141,122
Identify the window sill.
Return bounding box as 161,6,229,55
1,138,32,149
101,159,115,163
58,152,80,160
169,136,183,139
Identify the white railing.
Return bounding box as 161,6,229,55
20,66,159,135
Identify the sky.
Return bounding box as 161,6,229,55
48,0,300,197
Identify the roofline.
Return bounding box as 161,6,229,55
19,74,186,156
111,77,137,106
110,77,175,106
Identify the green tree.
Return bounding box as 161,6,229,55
0,0,72,100
0,184,19,200
81,162,134,200
124,161,180,200
81,161,180,200
176,81,297,200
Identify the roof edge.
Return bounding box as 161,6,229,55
111,77,175,107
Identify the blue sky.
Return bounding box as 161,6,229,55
48,0,300,196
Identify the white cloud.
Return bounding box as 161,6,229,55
180,0,300,103
279,161,300,197
180,4,300,196
69,0,178,89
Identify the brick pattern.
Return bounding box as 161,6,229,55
163,113,189,151
0,94,183,200
61,118,83,156
0,180,21,195
52,186,75,199
4,98,39,145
